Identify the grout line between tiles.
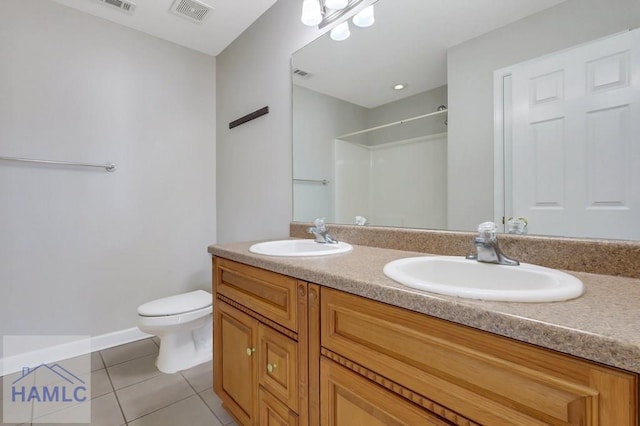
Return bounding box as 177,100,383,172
188,369,235,426
102,353,128,426
183,371,225,425
29,382,35,425
194,388,228,426
109,368,165,392
124,393,195,424
100,351,159,369
98,338,159,368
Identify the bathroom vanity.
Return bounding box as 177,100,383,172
213,257,316,425
209,241,640,426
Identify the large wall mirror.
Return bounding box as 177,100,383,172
292,0,640,241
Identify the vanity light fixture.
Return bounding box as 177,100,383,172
325,0,348,9
301,0,322,26
301,0,375,36
352,4,374,27
330,21,351,41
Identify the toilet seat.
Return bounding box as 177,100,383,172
138,305,212,328
138,289,212,317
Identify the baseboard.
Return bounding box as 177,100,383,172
0,327,152,377
89,327,153,353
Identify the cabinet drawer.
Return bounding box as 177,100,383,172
321,357,454,426
321,288,638,426
215,257,298,332
259,324,299,412
259,387,299,426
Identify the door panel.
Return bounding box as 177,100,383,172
507,29,640,239
215,301,258,425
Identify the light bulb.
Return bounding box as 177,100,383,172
325,0,348,10
330,21,350,41
352,4,374,27
301,0,322,26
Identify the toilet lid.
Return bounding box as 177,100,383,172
137,290,212,316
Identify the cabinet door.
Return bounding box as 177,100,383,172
258,324,299,412
214,301,258,426
259,387,299,426
320,357,453,426
321,287,638,425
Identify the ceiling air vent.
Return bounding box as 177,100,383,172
98,0,136,13
170,0,214,23
293,69,313,79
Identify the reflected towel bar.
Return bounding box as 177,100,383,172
293,178,329,185
0,156,116,172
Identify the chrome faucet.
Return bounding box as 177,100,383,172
466,222,519,266
307,218,338,244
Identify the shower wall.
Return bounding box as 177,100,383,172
335,135,447,228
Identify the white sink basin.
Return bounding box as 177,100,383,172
383,256,584,302
249,239,353,257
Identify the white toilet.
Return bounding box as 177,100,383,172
137,290,213,374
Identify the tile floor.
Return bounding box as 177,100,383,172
1,338,235,426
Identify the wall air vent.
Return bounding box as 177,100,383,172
98,0,136,13
293,69,313,79
170,0,214,23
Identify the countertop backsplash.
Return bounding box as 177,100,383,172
290,222,640,279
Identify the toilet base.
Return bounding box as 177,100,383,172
156,347,212,374
154,317,213,374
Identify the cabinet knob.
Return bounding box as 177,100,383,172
267,363,278,373
246,348,256,356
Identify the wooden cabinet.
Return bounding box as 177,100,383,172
259,388,299,426
215,301,258,425
259,324,299,411
321,357,454,426
213,257,638,426
213,257,317,426
321,287,639,426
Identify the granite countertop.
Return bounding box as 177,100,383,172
208,240,640,374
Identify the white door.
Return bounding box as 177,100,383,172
506,29,640,240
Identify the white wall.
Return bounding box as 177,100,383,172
447,0,640,231
0,0,216,338
216,0,323,243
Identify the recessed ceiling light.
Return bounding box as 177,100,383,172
393,83,407,90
